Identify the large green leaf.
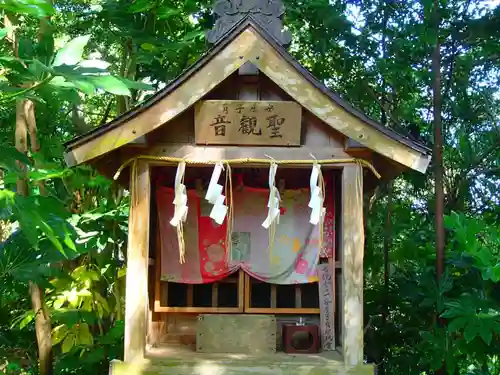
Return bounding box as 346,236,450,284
52,324,69,346
0,27,12,40
52,35,90,67
0,146,32,171
61,332,75,353
77,323,93,346
117,77,154,91
48,76,76,89
27,60,54,78
89,75,131,96
127,0,154,13
157,7,182,19
0,0,55,17
18,38,34,60
36,31,55,66
71,79,95,95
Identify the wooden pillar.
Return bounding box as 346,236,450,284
124,160,151,362
341,164,364,366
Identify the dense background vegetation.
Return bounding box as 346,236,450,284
0,0,498,374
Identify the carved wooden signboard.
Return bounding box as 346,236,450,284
195,100,302,146
317,262,335,351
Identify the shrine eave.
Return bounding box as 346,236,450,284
63,16,431,173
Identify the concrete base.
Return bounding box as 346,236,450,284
110,345,374,375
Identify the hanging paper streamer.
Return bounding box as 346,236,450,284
309,163,326,226
262,162,280,229
170,162,188,263
170,162,188,226
205,162,228,225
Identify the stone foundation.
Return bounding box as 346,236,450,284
109,346,374,375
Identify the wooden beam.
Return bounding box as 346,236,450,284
154,229,163,313
153,306,242,313
132,144,350,166
270,285,277,308
187,285,194,307
238,270,245,311
124,160,151,362
211,283,218,307
245,307,320,314
295,285,302,308
341,164,364,366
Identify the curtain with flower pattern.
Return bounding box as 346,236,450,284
157,175,334,285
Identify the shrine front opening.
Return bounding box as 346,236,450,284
149,166,341,354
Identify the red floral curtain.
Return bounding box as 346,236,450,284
157,173,335,285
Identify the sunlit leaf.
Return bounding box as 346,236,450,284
52,35,90,67
52,324,69,346
53,296,65,310
140,43,155,51
71,79,95,95
19,313,33,329
77,323,93,346
0,0,55,17
48,76,76,89
117,267,126,279
94,291,109,312
0,27,12,40
78,59,110,70
61,332,75,353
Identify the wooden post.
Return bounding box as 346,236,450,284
124,160,151,362
341,164,364,366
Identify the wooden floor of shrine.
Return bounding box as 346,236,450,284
110,344,374,375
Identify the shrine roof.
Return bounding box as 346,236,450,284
64,16,431,173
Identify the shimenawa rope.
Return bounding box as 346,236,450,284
118,155,378,264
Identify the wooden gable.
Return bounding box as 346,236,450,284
64,20,430,175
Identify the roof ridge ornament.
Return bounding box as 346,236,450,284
207,0,292,46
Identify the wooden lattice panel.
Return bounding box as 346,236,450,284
196,314,276,354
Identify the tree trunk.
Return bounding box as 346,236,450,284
29,282,53,375
432,0,446,374
16,99,54,375
383,181,392,313
25,98,53,375
11,18,54,373
432,0,444,298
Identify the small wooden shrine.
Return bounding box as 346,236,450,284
64,1,431,374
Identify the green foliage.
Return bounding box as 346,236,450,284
0,0,54,17
1,29,153,104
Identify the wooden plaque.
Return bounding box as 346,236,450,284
195,100,302,146
317,263,335,351
196,314,276,354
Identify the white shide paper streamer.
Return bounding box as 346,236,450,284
309,163,326,225
262,162,280,229
205,162,228,225
170,162,188,227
